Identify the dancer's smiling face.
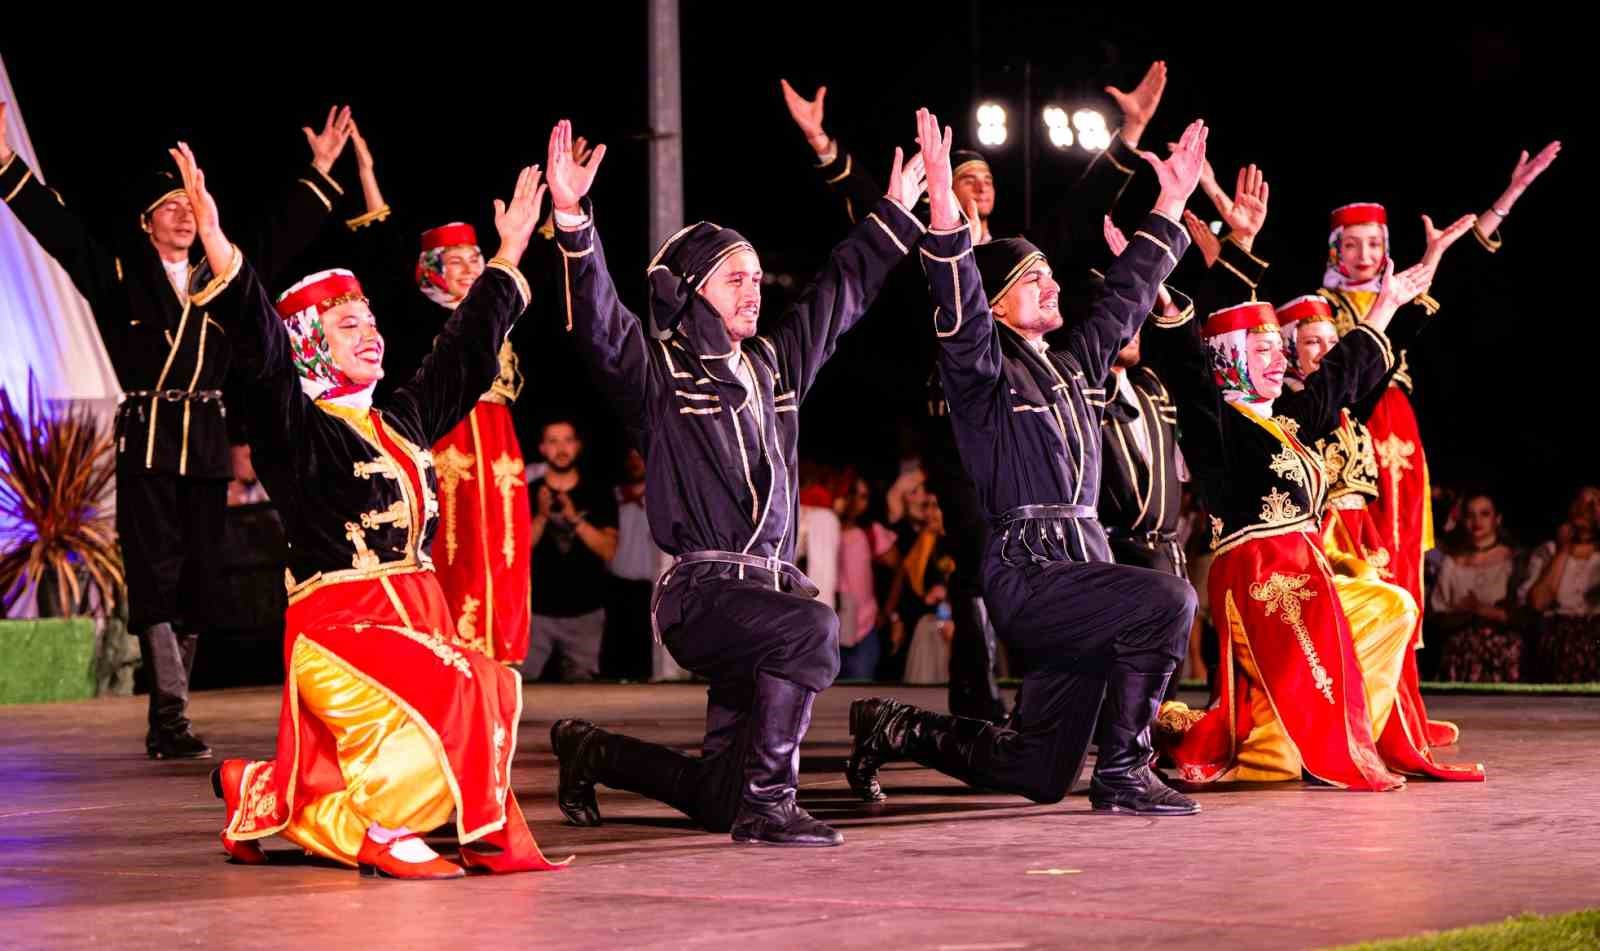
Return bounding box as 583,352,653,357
698,249,763,341
321,299,385,386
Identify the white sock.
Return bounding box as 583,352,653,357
366,822,411,845
367,822,440,864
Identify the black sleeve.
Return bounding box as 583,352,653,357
1032,132,1142,278
190,247,310,467
1275,324,1396,443
0,155,122,321
1137,309,1229,506
758,196,926,402
1062,211,1190,388
813,141,889,227
242,167,344,288
389,259,532,445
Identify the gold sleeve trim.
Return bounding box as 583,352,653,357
1222,233,1269,268
1415,292,1440,316
883,196,928,234
190,244,244,306
3,167,34,204
1350,323,1394,371
0,153,16,178
487,258,531,310
297,178,333,212
344,205,392,231
823,154,853,185
313,166,345,196
867,213,909,255
1473,227,1503,253
918,245,973,264
1216,255,1257,289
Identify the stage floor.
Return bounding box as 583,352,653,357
2,684,1595,950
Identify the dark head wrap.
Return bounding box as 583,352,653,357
951,149,992,180
646,221,755,337
973,237,1046,306
134,168,187,227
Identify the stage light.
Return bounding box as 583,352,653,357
976,102,1008,147
1073,108,1109,152
1042,106,1073,149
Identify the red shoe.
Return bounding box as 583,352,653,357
459,797,570,875
210,761,267,865
357,833,465,880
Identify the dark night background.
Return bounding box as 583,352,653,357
3,8,1592,542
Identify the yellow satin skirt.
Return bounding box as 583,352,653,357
1221,574,1417,784
278,638,456,866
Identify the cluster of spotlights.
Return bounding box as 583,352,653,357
976,102,1110,152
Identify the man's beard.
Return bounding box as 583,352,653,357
546,459,577,474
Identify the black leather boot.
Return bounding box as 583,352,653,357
550,719,700,827
1090,669,1199,816
846,698,998,800
729,673,841,847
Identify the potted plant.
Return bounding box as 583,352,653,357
0,373,129,703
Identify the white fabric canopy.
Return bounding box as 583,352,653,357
0,54,122,405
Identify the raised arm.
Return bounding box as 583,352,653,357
1060,118,1206,385
397,164,541,443
920,107,1006,435
758,137,927,402
1474,141,1560,247
1274,260,1432,440
781,79,889,227
544,119,653,428
170,142,306,462
0,100,123,317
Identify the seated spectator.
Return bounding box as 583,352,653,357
1518,486,1600,682
1430,491,1527,683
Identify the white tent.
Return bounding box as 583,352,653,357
0,54,122,408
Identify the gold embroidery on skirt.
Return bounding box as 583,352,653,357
492,453,525,568
1248,572,1334,703
433,445,477,566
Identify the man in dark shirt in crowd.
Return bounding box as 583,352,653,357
522,419,618,681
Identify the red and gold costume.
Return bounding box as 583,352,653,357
203,258,563,872
1317,203,1458,749
417,223,532,666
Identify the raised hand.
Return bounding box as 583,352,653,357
779,79,829,152
1103,215,1130,257
1182,210,1222,266
168,141,234,277
493,165,546,263
1420,212,1477,268
1222,164,1269,243
1141,118,1208,220
169,142,221,239
546,120,607,215
1105,61,1167,148
885,148,927,211
915,107,959,231
304,105,354,175
1510,141,1561,192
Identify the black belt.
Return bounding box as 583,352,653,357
649,549,820,642
121,389,224,405
997,503,1099,525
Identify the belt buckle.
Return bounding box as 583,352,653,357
765,555,782,576
163,388,186,401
